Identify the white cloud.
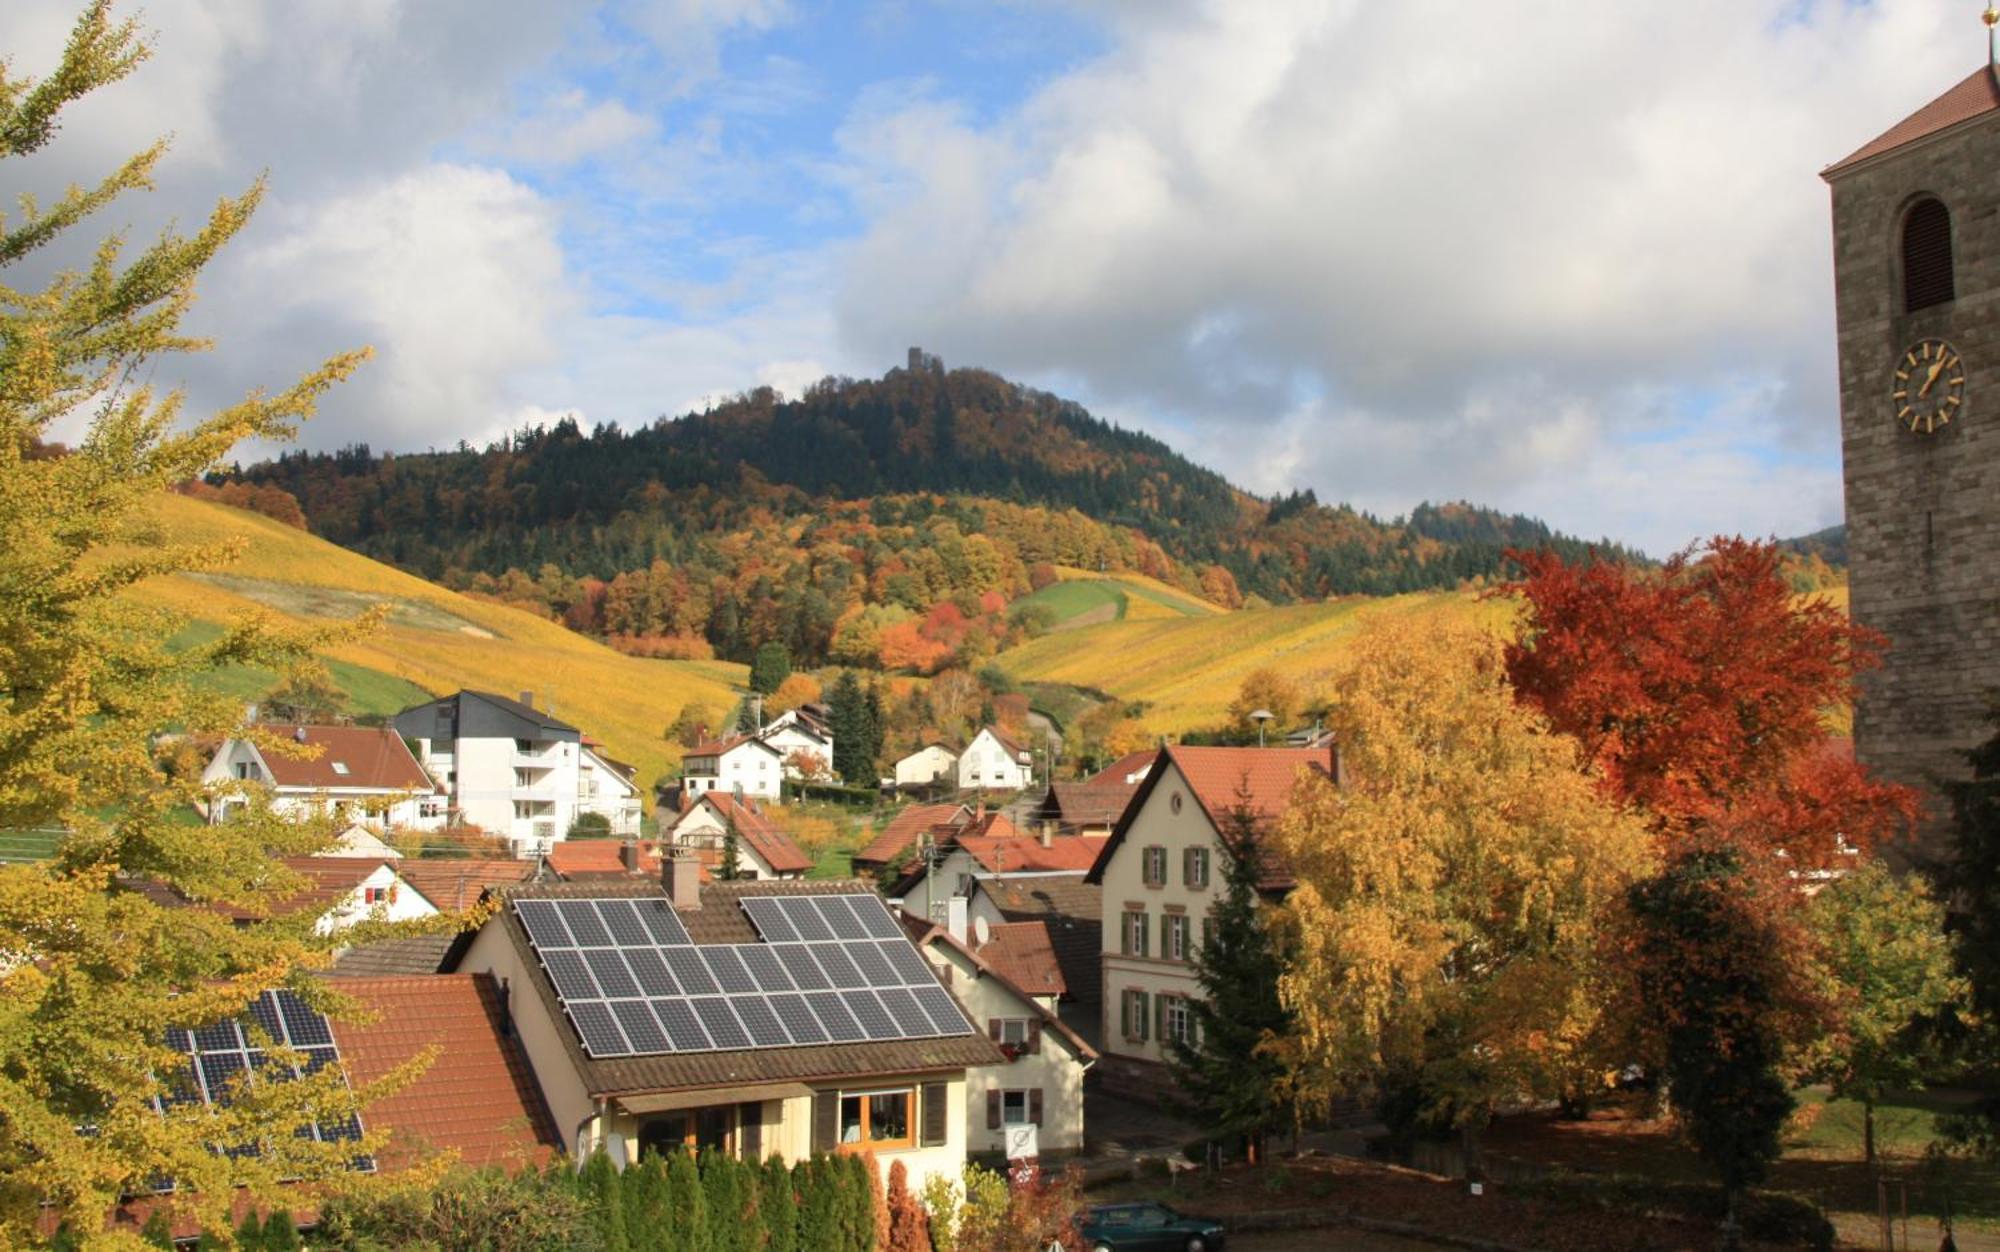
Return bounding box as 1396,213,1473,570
830,0,1978,548
475,90,659,166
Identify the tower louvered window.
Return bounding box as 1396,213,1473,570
1903,197,1955,313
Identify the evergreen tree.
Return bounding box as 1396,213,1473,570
863,681,886,775
720,824,744,881
234,1210,265,1250
883,1160,929,1252
260,1210,301,1251
760,1156,799,1252
699,1148,743,1252
579,1149,631,1252
863,1153,890,1251
624,1152,671,1251
666,1148,709,1252
829,672,872,785
138,1211,175,1249
1939,703,2000,1151
734,697,761,736
795,1158,839,1250
749,642,793,695
1168,802,1295,1164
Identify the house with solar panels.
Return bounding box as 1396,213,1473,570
458,862,1005,1186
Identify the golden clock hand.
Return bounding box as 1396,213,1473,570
1920,355,1948,398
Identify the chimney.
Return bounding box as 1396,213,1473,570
619,839,641,873
519,690,535,709
1039,822,1053,849
665,850,701,911
945,896,968,944
1331,742,1346,788
293,725,308,744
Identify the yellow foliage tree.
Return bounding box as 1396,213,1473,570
0,7,445,1241
1227,667,1300,733
1271,619,1652,1164
765,672,823,719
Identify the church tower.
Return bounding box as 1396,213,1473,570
1824,23,2000,842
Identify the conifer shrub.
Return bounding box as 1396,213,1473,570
665,1149,709,1252
623,1152,671,1250
262,1210,301,1250
884,1160,930,1252
759,1156,799,1252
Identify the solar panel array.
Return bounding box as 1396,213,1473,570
160,989,370,1167
516,893,973,1060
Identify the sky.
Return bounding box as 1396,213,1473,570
7,0,1991,555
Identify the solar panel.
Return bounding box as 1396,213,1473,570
850,894,906,939
846,941,899,988
664,947,718,996
568,1000,631,1058
812,945,865,990
516,899,573,949
778,896,835,942
276,990,336,1047
556,899,613,947
610,1000,671,1054
513,891,976,1058
768,993,828,1044
730,995,791,1047
595,898,655,947
816,895,870,941
737,944,793,992
804,991,865,1042
636,897,693,945
875,987,935,1038
740,897,799,943
878,939,938,986
702,947,758,994
691,998,751,1050
912,984,972,1035
623,947,680,996
583,950,641,999
774,944,830,991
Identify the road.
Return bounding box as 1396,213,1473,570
1230,1231,1446,1251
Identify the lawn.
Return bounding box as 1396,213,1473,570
168,622,432,722
1014,579,1128,630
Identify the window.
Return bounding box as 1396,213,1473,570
1001,1090,1031,1124
997,1018,1031,1045
329,762,349,776
1184,846,1210,889
838,1088,913,1149
1142,845,1167,887
362,885,397,906
1121,910,1149,958
1120,989,1151,1042
1164,914,1191,963
233,761,255,781
1904,197,1955,313
1163,996,1193,1046
985,1088,1044,1129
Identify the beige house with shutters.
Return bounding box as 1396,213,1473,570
459,874,1004,1189
1084,745,1336,1094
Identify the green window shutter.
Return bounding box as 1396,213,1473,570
1155,993,1167,1045
1137,991,1151,1042
1120,991,1131,1039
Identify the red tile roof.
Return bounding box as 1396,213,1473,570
398,857,536,911
955,833,1103,875
248,725,435,792
334,973,561,1170
1088,745,1335,893
899,914,1095,1060
853,803,970,868
685,733,776,759
546,839,672,879
973,921,1067,999
223,857,398,921
700,794,813,874
1825,65,2000,177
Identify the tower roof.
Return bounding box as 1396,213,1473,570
1824,65,2000,179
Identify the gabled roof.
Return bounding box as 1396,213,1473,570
967,875,1102,1004
972,726,1030,760
954,834,1102,876
334,973,562,1170
236,857,400,921
880,813,1037,897
395,690,581,739
397,857,537,912
545,839,674,880
699,793,813,874
973,921,1066,999
1085,744,1335,892
853,803,971,869
496,880,1006,1096
327,932,466,977
241,725,435,793
685,733,782,760
1036,751,1155,828
898,915,1094,1060
1824,65,2000,178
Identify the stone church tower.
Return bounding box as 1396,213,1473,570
1824,29,2000,841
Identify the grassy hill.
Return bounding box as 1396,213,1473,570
132,495,746,785
1013,567,1223,630
998,591,1515,735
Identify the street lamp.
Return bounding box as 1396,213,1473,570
1250,708,1274,748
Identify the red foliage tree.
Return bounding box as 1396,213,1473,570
883,1159,928,1252
1503,537,1915,865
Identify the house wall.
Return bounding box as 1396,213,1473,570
758,726,830,778
669,804,782,880
202,741,443,832
577,750,643,837
687,746,783,800
452,734,582,855
895,746,957,789
318,864,438,935
918,945,1087,1155
957,731,1031,792
1096,759,1215,1077
461,922,598,1154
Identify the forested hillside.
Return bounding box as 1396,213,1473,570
225,362,1636,670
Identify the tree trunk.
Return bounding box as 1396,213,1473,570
1460,1122,1485,1184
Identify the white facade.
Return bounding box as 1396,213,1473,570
757,713,834,780
201,738,444,832
1095,757,1218,1070
683,738,785,800
317,824,403,859
578,747,645,834
668,799,795,880
957,729,1033,792
311,862,438,936
894,745,959,789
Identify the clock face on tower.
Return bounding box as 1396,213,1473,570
1893,339,1966,435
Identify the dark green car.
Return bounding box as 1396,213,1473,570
1075,1202,1227,1252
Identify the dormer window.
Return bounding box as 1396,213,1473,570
1902,197,1955,313
330,762,349,776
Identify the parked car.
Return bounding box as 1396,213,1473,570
1074,1202,1227,1252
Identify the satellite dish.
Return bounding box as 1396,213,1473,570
972,915,991,946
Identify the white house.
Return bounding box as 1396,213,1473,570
893,743,960,791
219,857,437,936
316,823,403,860
758,709,835,781
202,725,443,831
681,733,786,801
1084,744,1334,1095
668,793,814,879
392,691,641,856
956,728,1033,793
901,913,1095,1157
